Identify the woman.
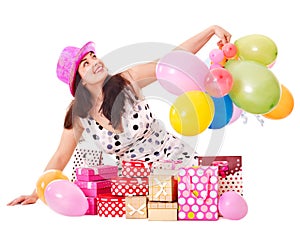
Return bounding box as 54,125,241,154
7,25,231,206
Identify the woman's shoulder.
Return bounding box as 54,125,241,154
120,71,144,100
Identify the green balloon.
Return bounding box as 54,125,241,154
235,34,278,66
226,60,281,114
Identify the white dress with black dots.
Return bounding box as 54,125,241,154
72,92,198,181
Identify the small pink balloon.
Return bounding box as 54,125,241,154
156,50,210,95
222,43,238,59
210,63,223,70
209,49,224,64
44,180,88,216
229,104,243,124
204,68,233,97
218,191,248,220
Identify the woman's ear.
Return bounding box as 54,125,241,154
81,80,87,86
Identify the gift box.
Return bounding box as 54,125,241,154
85,197,97,215
74,179,112,197
198,156,243,196
97,193,126,217
76,165,118,182
121,160,151,178
148,175,177,202
148,201,178,221
177,166,219,221
151,160,182,175
111,177,149,196
125,196,148,219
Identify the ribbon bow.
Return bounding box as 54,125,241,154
128,203,146,216
154,178,168,198
212,161,229,178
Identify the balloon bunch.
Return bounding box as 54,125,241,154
156,34,294,136
228,34,294,120
36,169,88,216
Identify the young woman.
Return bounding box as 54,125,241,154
7,25,231,206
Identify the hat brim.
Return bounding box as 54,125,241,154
69,41,96,96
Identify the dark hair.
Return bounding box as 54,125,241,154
64,72,134,130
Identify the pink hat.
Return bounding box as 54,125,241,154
56,41,96,96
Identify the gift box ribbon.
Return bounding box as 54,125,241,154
212,161,229,178
128,203,146,216
153,178,168,198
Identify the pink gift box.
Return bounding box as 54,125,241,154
74,179,112,197
121,160,151,178
111,177,149,196
177,166,219,221
76,165,118,181
86,197,97,215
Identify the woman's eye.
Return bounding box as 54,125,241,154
83,62,88,67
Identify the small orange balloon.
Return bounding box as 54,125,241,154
263,84,294,120
36,169,69,204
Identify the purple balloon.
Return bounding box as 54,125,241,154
229,104,243,124
218,191,248,220
44,180,88,216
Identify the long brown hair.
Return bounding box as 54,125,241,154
64,72,134,130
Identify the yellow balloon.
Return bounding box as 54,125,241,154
169,91,214,136
36,169,69,204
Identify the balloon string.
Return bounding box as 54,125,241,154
241,111,248,124
255,115,264,127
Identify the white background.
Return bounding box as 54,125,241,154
0,0,298,226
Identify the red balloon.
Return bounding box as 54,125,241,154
204,68,233,97
222,43,238,59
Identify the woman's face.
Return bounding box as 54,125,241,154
78,52,108,86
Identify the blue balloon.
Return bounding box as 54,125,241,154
209,95,233,129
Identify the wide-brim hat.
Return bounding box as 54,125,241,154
56,41,96,96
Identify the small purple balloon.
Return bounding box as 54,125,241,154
218,191,248,220
44,180,88,216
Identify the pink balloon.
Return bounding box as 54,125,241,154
209,49,224,64
204,68,233,97
156,50,210,95
209,63,222,70
229,104,243,124
218,191,248,220
44,180,88,216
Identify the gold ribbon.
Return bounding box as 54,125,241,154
154,178,168,198
128,203,146,216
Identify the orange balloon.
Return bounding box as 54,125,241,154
263,84,294,120
36,169,69,204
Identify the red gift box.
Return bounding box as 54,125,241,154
111,177,149,196
76,165,118,181
86,197,97,215
97,193,126,217
74,179,112,197
121,160,151,178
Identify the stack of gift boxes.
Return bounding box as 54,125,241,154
74,165,118,215
73,156,243,221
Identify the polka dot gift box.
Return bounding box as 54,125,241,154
177,166,219,221
97,193,126,217
121,160,152,178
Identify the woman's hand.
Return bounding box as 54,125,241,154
7,191,39,206
213,25,232,45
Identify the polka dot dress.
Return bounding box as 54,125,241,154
76,91,198,179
